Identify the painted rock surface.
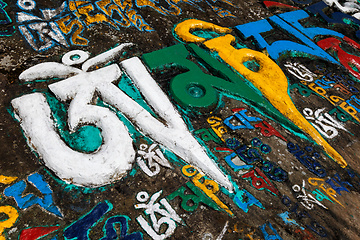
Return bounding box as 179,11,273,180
2,0,360,239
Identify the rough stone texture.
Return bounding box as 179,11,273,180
1,0,360,239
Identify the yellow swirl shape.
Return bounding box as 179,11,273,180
174,19,231,43
0,206,18,240
175,19,347,168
